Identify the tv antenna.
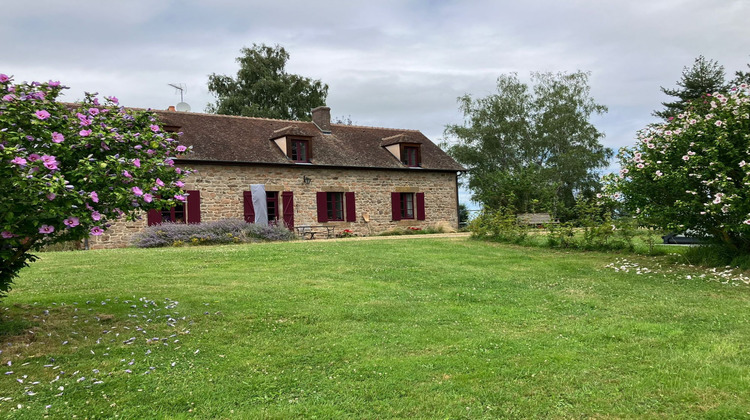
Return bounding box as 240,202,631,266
168,83,191,112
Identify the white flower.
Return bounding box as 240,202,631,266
655,170,663,177
740,161,746,168
682,155,690,161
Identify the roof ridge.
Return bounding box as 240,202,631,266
330,122,422,133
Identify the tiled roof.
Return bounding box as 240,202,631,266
154,110,464,171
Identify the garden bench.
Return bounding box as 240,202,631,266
295,225,335,240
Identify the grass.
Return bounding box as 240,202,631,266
1,238,750,418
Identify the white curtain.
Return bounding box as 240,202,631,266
251,184,268,226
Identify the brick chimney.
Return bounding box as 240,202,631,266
167,105,176,111
311,106,331,133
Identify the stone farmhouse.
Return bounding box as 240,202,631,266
91,106,464,248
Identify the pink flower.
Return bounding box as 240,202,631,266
155,178,165,187
715,120,723,127
123,170,132,178
51,132,65,143
133,159,141,168
164,159,174,167
11,157,27,166
174,181,185,188
150,124,160,132
88,108,99,116
91,211,102,221
132,186,144,196
28,153,41,162
44,161,58,170
0,74,9,83
744,219,750,225
143,193,153,203
1,231,15,239
48,80,60,87
90,226,104,236
47,193,56,200
35,110,51,120
106,96,119,104
79,129,92,137
39,225,55,234
63,217,80,228
41,155,56,164
90,191,99,203
176,145,187,153
174,194,186,202
3,94,15,101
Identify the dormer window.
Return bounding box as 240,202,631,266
402,145,420,167
290,139,310,162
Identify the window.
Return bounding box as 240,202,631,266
290,139,310,162
391,192,425,221
147,190,201,225
400,193,415,219
327,192,344,221
161,203,185,223
266,191,279,222
402,146,420,167
317,192,356,223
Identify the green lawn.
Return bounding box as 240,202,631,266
2,238,750,418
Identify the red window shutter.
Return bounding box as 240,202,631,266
186,190,201,224
243,191,255,223
345,192,356,222
282,191,294,229
316,192,328,223
416,192,426,220
147,209,162,226
391,192,401,221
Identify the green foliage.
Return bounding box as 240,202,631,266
207,44,329,121
457,203,470,228
469,207,528,243
377,225,446,236
0,74,190,298
608,85,750,252
654,55,726,120
444,71,611,218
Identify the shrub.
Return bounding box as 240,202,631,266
607,84,750,252
1,74,191,298
469,208,528,243
377,225,446,236
133,219,295,248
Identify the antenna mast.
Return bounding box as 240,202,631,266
168,83,191,112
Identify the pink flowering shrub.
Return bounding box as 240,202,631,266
605,84,750,251
0,74,192,297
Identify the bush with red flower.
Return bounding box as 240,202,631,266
0,74,192,298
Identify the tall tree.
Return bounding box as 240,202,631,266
654,55,726,120
444,71,611,218
732,61,750,86
207,44,329,121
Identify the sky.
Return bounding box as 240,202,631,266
4,0,749,207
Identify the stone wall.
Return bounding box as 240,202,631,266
90,163,459,249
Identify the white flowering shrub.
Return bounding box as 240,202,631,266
606,84,750,251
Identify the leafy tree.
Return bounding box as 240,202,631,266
607,86,750,251
654,55,726,120
732,61,750,86
444,71,611,219
458,203,470,228
0,75,191,299
207,44,329,121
